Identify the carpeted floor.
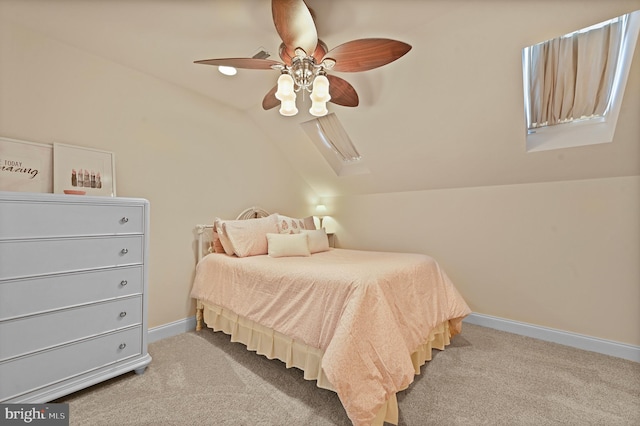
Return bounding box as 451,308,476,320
57,323,640,425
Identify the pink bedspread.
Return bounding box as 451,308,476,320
190,248,471,425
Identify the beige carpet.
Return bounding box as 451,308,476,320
57,323,640,425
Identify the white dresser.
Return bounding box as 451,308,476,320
0,191,152,403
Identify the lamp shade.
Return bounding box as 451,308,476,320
315,204,328,229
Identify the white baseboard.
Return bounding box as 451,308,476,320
464,313,639,363
148,316,197,344
148,313,639,362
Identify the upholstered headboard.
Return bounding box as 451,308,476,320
195,206,270,262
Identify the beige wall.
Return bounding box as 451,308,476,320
0,21,316,328
327,176,640,347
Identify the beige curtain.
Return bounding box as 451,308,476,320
316,113,361,162
527,17,624,129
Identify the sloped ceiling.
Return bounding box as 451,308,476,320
1,0,639,196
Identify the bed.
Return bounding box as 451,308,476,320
190,207,471,426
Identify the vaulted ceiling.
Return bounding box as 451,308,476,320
1,0,639,196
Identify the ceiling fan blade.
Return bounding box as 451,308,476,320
323,38,412,72
327,75,359,107
262,85,279,110
272,0,318,62
194,58,282,70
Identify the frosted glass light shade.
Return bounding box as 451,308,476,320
309,75,330,116
279,98,298,116
309,100,329,117
275,74,295,100
311,75,330,101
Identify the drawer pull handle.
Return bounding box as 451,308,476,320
119,311,127,318
119,343,127,350
121,217,129,223
120,280,128,286
121,248,129,255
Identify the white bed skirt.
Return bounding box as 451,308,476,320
198,301,452,425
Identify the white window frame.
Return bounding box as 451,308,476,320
522,10,640,152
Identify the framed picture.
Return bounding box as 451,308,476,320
0,136,53,193
53,143,116,197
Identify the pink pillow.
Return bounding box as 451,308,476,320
276,215,307,234
222,214,279,257
214,218,235,256
301,229,330,253
211,230,226,254
303,216,316,230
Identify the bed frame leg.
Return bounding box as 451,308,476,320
196,306,203,331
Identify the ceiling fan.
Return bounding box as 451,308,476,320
194,0,412,117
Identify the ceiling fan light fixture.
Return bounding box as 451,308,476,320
309,100,329,117
310,75,330,101
218,65,237,76
279,98,298,116
196,1,412,117
275,74,295,99
309,74,330,117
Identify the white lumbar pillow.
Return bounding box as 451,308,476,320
266,233,311,257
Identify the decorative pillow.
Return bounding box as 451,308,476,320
267,233,310,258
222,214,279,258
301,229,330,253
277,214,307,234
303,216,317,230
211,230,226,254
214,218,235,256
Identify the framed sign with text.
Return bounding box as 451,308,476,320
0,137,53,193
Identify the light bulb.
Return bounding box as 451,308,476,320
218,66,237,76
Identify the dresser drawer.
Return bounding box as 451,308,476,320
0,201,144,239
0,326,142,402
0,236,143,280
0,266,143,320
0,296,142,361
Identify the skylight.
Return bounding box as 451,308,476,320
300,113,370,176
522,10,640,152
